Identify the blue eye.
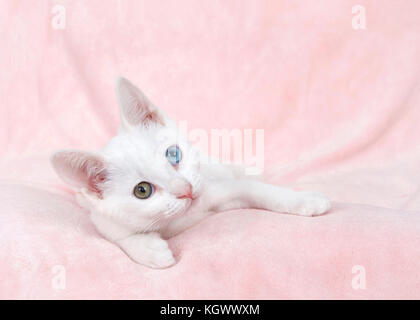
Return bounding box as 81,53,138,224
166,145,182,166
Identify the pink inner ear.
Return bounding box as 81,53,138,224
53,151,107,197
117,77,165,128
88,169,107,197
79,157,107,198
126,101,164,127
145,111,164,126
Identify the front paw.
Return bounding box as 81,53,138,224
128,236,176,269
292,191,331,216
146,246,176,269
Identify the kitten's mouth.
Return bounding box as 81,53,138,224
176,182,199,200
177,193,194,200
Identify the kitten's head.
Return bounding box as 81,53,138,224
51,77,202,231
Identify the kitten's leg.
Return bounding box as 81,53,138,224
204,179,331,216
163,179,331,238
116,233,176,269
90,211,175,268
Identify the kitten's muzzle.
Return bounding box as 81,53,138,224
176,184,194,200
170,178,194,200
177,192,194,200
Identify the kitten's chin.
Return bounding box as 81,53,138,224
178,198,193,215
164,198,192,219
140,199,192,233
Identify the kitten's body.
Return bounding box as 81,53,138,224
52,77,331,268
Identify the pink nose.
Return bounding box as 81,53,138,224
176,184,194,200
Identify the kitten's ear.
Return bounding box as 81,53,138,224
51,150,107,196
115,77,166,130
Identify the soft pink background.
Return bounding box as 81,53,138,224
1,0,420,299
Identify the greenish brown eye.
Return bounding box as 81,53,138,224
133,182,154,199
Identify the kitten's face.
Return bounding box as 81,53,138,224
100,123,202,231
51,77,202,232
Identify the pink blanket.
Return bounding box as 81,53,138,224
1,0,420,299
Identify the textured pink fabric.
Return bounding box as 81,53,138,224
1,0,420,299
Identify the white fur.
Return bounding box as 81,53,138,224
51,77,331,269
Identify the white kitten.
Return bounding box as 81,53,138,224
51,77,331,269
